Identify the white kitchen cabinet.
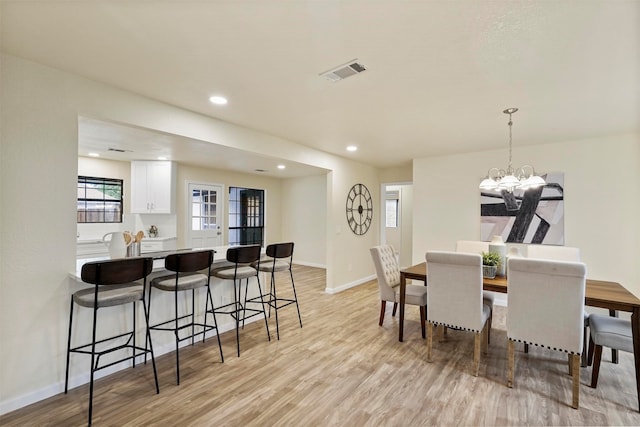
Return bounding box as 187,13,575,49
141,237,177,253
131,161,176,213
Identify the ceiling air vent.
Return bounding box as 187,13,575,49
320,59,367,82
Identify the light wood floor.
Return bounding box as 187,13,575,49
3,265,640,426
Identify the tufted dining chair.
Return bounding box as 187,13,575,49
455,240,495,341
426,251,491,376
370,245,428,338
525,245,591,366
506,257,586,409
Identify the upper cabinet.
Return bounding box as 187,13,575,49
131,161,176,214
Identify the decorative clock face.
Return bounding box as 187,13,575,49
346,183,373,235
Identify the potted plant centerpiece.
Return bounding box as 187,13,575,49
482,251,501,279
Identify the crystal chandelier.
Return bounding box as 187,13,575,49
479,108,546,193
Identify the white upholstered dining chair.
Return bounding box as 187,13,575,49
426,251,491,376
455,240,495,340
525,245,590,366
506,257,586,409
370,245,428,338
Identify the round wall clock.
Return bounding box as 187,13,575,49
345,183,373,235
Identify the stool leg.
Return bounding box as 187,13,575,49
88,303,99,425
64,297,74,394
132,301,136,368
272,270,280,340
174,287,181,385
290,267,302,328
141,298,160,394
205,284,224,363
242,278,250,329
191,288,196,346
254,273,271,341
234,278,241,357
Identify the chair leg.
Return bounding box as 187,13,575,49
482,324,488,355
427,322,434,363
234,278,241,357
420,306,426,339
587,335,595,366
379,301,386,326
64,298,74,394
488,310,492,344
571,354,580,409
591,344,603,388
507,339,515,388
610,309,619,364
582,325,589,367
473,332,481,377
392,302,398,317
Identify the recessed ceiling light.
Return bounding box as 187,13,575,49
346,145,358,152
88,152,100,157
157,156,168,161
277,164,286,170
209,95,228,105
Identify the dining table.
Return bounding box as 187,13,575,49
399,261,640,412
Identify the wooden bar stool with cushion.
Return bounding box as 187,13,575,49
65,257,159,426
587,313,637,409
209,245,271,356
251,242,302,339
147,250,223,385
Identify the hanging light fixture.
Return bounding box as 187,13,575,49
479,108,546,193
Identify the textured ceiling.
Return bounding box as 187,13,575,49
2,1,638,171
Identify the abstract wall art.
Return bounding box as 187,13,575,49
480,172,564,244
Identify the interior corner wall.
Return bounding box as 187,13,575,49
281,174,327,267
0,53,379,413
412,133,640,297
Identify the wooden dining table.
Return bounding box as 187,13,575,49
399,261,640,411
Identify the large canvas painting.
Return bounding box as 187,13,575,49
480,172,564,244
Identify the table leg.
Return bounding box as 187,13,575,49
609,309,619,363
399,272,406,342
631,308,640,412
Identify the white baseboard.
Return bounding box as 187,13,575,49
0,315,261,415
326,274,376,294
293,260,326,269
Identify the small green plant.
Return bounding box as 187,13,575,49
481,251,501,267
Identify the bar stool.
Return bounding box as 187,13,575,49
251,242,302,339
65,257,159,426
147,250,223,385
210,245,270,356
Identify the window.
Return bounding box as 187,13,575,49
386,199,398,227
228,187,264,246
77,176,123,223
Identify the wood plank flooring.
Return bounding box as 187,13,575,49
3,265,640,426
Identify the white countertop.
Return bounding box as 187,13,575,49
71,245,261,281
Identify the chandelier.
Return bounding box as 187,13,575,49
479,107,546,193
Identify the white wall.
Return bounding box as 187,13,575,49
0,54,379,413
281,174,327,267
413,133,640,297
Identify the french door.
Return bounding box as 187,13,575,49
187,182,224,249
